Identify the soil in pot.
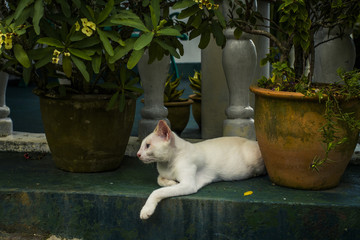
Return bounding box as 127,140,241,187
250,85,360,190
38,94,136,173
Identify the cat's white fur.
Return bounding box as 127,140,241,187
137,120,265,220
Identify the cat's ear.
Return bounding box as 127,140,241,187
154,120,171,141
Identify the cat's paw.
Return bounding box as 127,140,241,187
140,205,155,220
157,176,178,187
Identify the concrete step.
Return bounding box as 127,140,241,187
0,151,359,240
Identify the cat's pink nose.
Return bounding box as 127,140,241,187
137,152,141,158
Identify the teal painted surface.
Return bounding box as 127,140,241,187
0,152,360,239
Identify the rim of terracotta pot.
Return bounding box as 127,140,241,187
250,85,319,101
250,85,360,102
164,98,193,107
34,88,139,101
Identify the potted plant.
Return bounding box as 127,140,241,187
0,0,184,172
188,70,202,129
235,0,360,189
164,74,193,135
179,0,360,189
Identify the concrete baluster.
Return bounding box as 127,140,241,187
314,27,356,84
222,1,257,140
0,72,13,136
137,51,170,139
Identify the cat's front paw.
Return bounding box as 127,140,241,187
140,204,155,220
158,176,178,187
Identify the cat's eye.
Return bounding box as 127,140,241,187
146,143,151,149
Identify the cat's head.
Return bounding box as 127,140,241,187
137,120,174,163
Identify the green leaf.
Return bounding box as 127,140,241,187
62,56,72,77
198,31,210,49
34,54,52,69
173,0,196,10
178,5,200,19
214,8,226,28
68,48,92,60
33,0,44,35
97,0,114,24
234,28,243,40
97,28,114,56
14,44,31,68
154,39,180,58
111,19,150,32
115,10,141,20
28,47,53,60
107,91,119,111
69,37,101,49
157,27,181,37
190,13,202,29
279,15,288,23
211,21,225,47
142,0,150,7
134,32,154,50
55,0,71,18
14,0,34,20
71,56,90,82
127,48,145,69
109,38,136,64
119,91,126,112
37,37,64,48
86,5,95,20
14,6,31,26
22,65,32,85
73,0,81,8
69,31,86,42
92,54,101,74
150,0,160,28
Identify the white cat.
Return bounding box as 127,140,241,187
137,120,265,220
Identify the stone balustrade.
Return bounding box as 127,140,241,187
0,72,12,137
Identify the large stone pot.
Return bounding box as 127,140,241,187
250,85,360,190
38,94,136,172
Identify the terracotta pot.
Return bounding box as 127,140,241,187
165,99,193,135
38,94,136,173
189,94,201,129
250,85,360,190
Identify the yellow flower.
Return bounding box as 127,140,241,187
4,34,13,50
81,18,88,26
81,26,93,37
86,21,96,31
53,49,61,56
206,3,212,9
213,4,219,10
52,57,60,64
75,21,80,31
64,52,70,57
199,3,203,9
243,191,253,196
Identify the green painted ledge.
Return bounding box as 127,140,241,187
0,151,360,240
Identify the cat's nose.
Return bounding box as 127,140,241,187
137,152,141,158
